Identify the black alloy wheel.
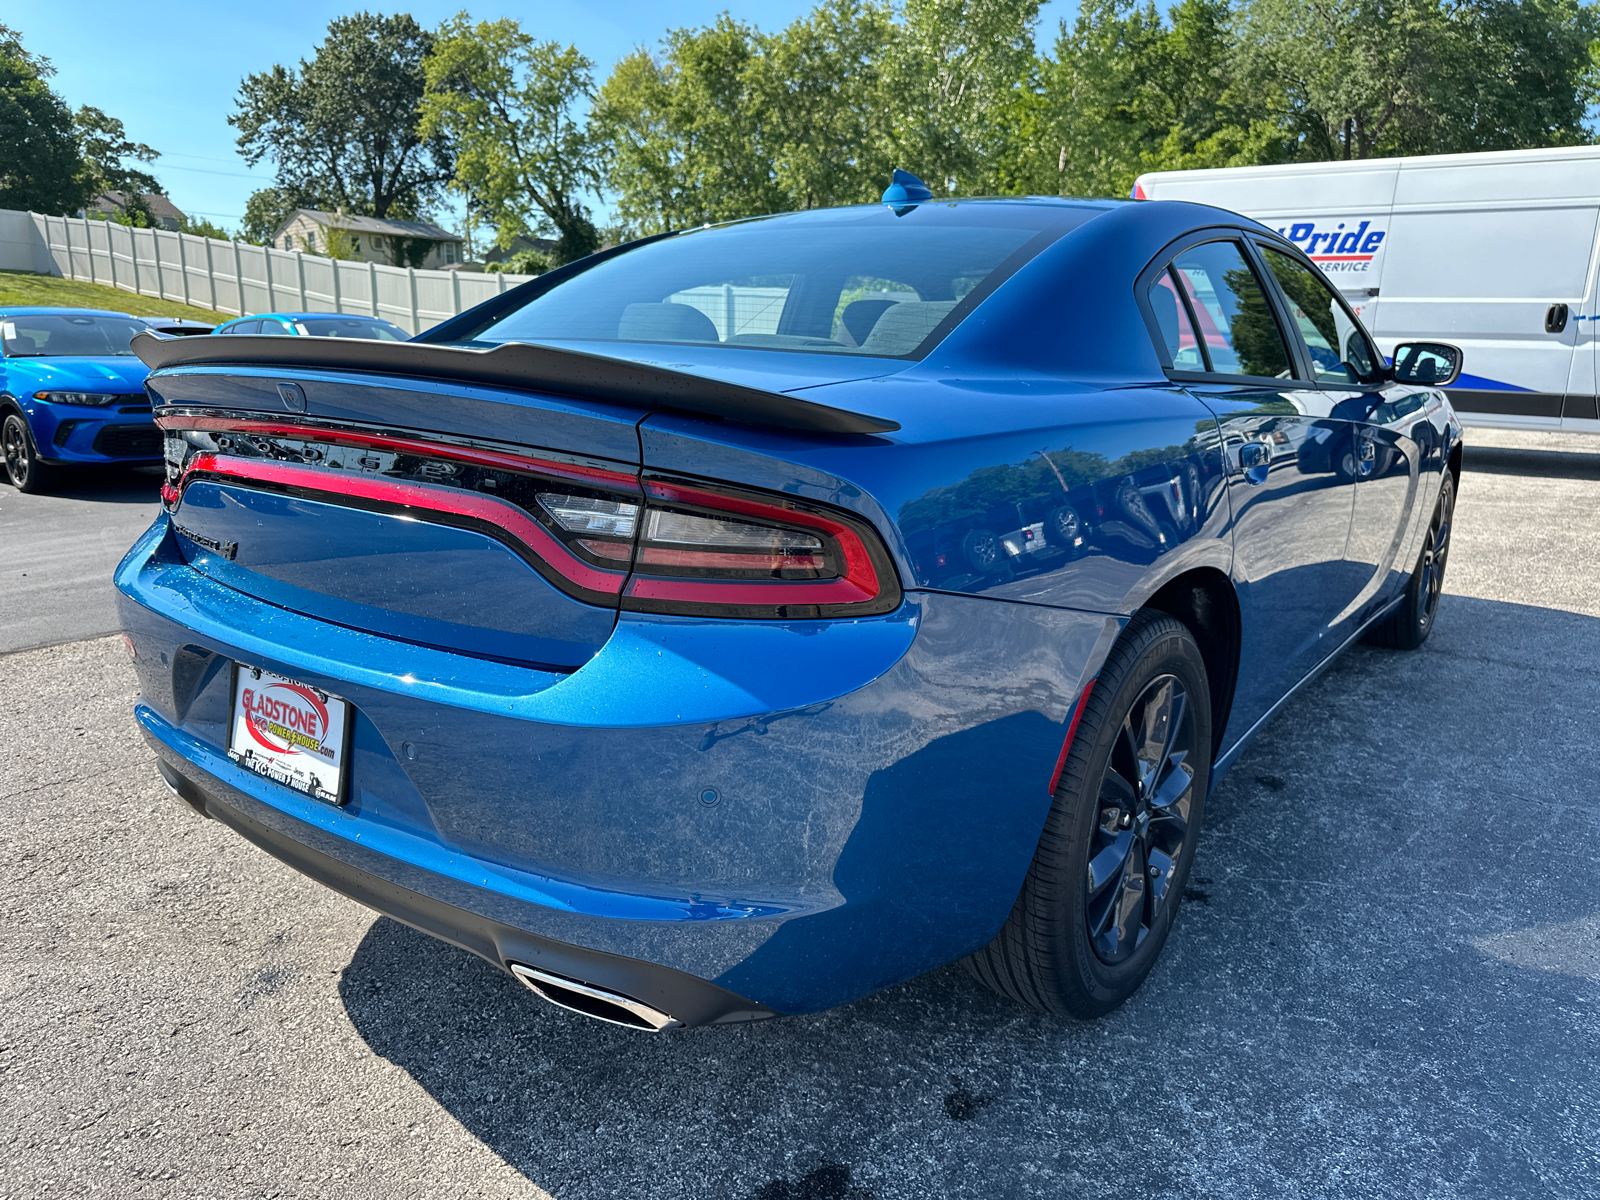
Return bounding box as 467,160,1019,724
2,413,52,494
1366,471,1455,651
1085,671,1197,965
968,610,1212,1018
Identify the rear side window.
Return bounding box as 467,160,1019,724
1169,241,1292,380
1259,247,1381,385
256,320,291,336
1148,270,1203,370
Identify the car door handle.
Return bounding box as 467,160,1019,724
1546,303,1569,333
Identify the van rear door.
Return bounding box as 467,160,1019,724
1374,155,1599,430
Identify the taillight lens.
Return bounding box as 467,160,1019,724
620,477,901,619
639,509,827,574
532,477,900,617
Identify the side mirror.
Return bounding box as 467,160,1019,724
1391,341,1462,388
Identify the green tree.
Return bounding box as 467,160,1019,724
593,18,781,233
0,23,88,214
240,185,316,244
1411,0,1600,153
421,15,603,263
232,12,453,223
320,223,359,259
1038,0,1279,199
885,0,1042,194
177,215,234,240
1235,0,1458,159
74,105,163,220
596,2,899,233
756,0,898,210
1236,0,1600,160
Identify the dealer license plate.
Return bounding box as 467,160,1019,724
227,665,351,805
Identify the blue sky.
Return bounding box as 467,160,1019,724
13,1,1078,233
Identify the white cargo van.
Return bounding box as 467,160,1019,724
1135,146,1600,433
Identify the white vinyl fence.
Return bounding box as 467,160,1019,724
4,209,536,335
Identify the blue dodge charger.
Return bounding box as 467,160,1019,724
1,308,164,491
117,185,1463,1029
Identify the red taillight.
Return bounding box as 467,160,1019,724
160,416,900,620
538,475,901,619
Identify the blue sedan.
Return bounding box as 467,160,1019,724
1,308,161,492
117,181,1463,1029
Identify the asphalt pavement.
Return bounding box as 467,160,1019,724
0,429,1597,1199
0,464,162,654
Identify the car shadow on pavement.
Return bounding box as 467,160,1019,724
17,464,164,503
337,592,1600,1200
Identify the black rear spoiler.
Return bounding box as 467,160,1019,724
130,331,900,436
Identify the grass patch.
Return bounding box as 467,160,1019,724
0,270,229,323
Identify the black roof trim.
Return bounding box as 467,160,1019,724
130,331,900,436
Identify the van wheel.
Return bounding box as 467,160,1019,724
1366,472,1454,651
2,414,54,494
967,611,1211,1017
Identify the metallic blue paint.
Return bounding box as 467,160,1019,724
0,307,157,466
119,515,1115,1013
115,197,1462,1021
171,482,618,668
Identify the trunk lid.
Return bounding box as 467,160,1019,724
148,366,646,669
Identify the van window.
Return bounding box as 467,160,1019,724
1147,269,1203,369
1260,247,1381,385
1169,241,1292,379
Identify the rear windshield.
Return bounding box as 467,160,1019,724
467,203,1091,359
294,317,408,340
1,314,148,357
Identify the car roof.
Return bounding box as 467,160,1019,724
0,306,134,318
238,312,402,322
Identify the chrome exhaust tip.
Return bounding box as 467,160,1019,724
509,964,682,1032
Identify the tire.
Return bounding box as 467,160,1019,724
2,413,54,494
960,528,1001,574
1043,504,1082,551
1365,471,1455,651
967,610,1212,1018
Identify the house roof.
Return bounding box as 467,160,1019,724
95,191,186,223
279,209,461,242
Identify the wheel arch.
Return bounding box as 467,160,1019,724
1138,567,1240,758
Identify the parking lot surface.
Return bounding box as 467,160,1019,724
0,465,161,654
1,430,1597,1199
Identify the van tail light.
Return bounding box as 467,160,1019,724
537,475,901,619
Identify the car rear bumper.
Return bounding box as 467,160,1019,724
145,737,777,1027
115,514,1117,1016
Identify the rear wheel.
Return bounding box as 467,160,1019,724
967,611,1211,1017
960,528,1001,574
2,414,54,494
1044,504,1083,553
1365,472,1454,651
